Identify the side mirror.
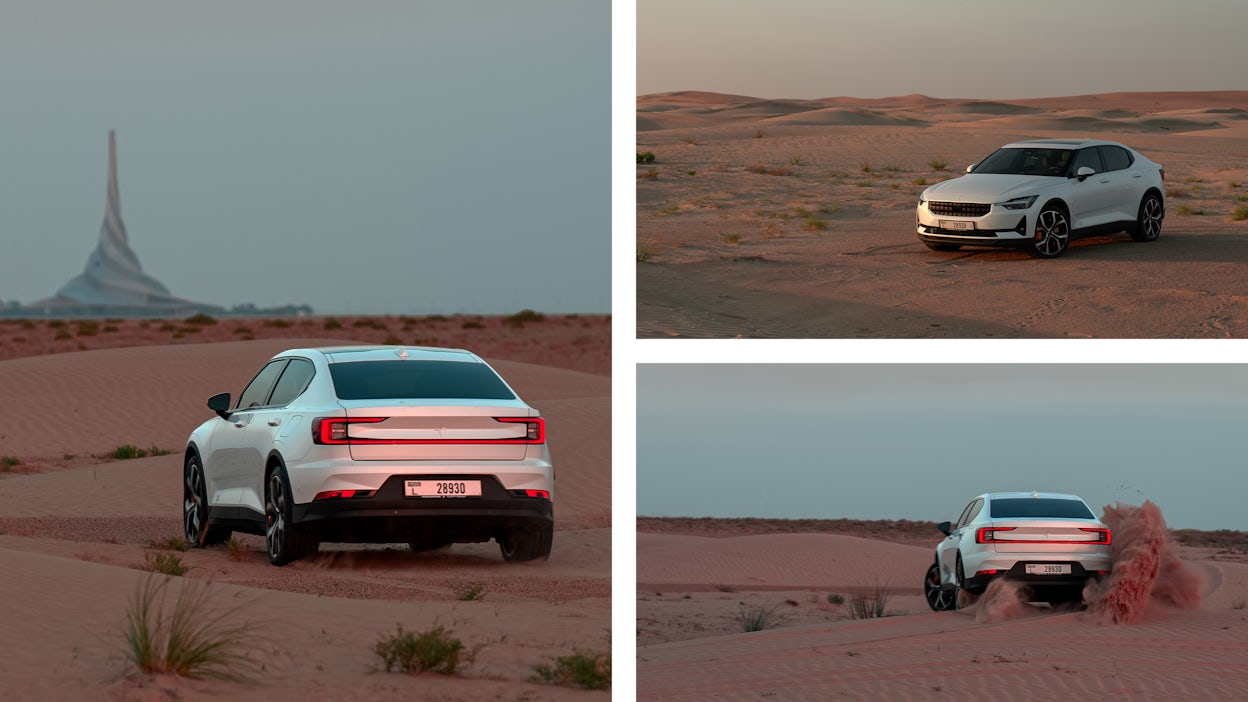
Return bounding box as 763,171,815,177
966,165,975,173
937,520,952,536
1076,166,1095,182
207,392,233,420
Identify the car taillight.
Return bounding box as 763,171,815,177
312,417,385,444
313,489,376,500
496,417,545,443
976,527,1015,543
1080,527,1112,545
509,489,550,499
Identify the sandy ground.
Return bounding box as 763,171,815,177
0,324,610,699
636,91,1248,338
637,517,1248,700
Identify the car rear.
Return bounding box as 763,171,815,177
964,494,1112,598
290,347,554,558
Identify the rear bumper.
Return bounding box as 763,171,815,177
292,473,553,543
965,560,1108,593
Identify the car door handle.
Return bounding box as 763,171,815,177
233,421,245,428
268,418,281,427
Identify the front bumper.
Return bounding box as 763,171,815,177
916,202,1034,248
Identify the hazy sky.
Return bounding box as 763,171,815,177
1,1,609,315
638,0,1247,99
638,364,1248,531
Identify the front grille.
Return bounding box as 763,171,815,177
928,201,991,217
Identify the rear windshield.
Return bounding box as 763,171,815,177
990,498,1094,520
328,360,516,400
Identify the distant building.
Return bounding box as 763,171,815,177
25,131,220,318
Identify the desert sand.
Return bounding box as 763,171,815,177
637,516,1248,699
0,320,610,700
636,91,1248,337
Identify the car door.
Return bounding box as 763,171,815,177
939,498,981,584
1098,145,1139,222
210,359,289,507
1067,147,1117,228
236,358,317,514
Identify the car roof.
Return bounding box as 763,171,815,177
983,491,1086,502
278,345,482,364
999,138,1126,150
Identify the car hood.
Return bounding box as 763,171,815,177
923,174,1059,203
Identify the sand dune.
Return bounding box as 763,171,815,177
636,90,1248,338
637,525,1248,698
0,335,610,698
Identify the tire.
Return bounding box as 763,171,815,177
183,453,230,547
1028,203,1070,258
499,523,553,563
1131,192,1164,242
265,464,316,566
924,562,955,611
924,242,962,252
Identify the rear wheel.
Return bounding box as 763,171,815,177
183,453,230,547
924,563,955,611
265,465,317,566
499,523,553,562
1131,192,1163,242
1029,204,1069,258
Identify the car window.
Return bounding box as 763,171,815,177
267,358,316,407
976,148,1072,177
989,498,1095,519
954,500,977,529
1069,147,1103,175
328,360,517,400
1098,145,1133,172
235,359,289,410
964,498,984,524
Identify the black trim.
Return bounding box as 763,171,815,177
207,505,267,536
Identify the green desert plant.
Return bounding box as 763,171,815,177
928,158,949,171
141,552,190,577
222,538,249,562
846,579,893,620
636,240,657,263
1,456,19,471
100,444,173,460
373,624,465,675
1231,205,1248,221
637,151,656,164
456,584,487,601
913,177,927,186
802,216,828,232
827,593,845,605
789,155,802,166
146,537,190,552
1175,203,1204,216
183,313,217,326
323,317,343,330
122,576,256,680
738,602,790,632
531,649,611,690
723,233,741,244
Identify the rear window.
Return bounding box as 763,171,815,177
989,498,1094,520
328,360,516,401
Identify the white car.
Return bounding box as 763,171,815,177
916,139,1165,258
924,492,1112,611
183,345,554,565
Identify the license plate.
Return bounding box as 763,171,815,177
405,480,481,498
1025,564,1071,575
940,220,975,231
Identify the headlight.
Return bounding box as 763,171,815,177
998,195,1037,210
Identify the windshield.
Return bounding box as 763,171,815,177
974,147,1074,177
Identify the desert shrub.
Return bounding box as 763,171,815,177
928,158,948,171
373,625,464,675
77,320,99,336
802,216,828,232
789,155,802,166
456,584,486,601
738,602,789,632
846,579,892,620
1175,203,1203,216
122,576,255,680
531,650,611,690
637,151,655,164
183,313,217,326
638,168,659,180
637,240,657,263
262,319,291,328
827,593,845,605
505,309,545,326
323,317,343,330
100,444,172,460
1231,205,1248,221
753,129,764,139
913,177,927,186
723,233,740,244
221,538,249,562
146,537,190,552
1,456,20,471
141,552,190,576
461,320,485,329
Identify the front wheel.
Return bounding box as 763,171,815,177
1131,193,1164,242
1029,204,1070,258
924,563,955,611
499,524,553,563
184,453,230,547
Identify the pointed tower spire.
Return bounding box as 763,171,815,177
107,129,123,239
